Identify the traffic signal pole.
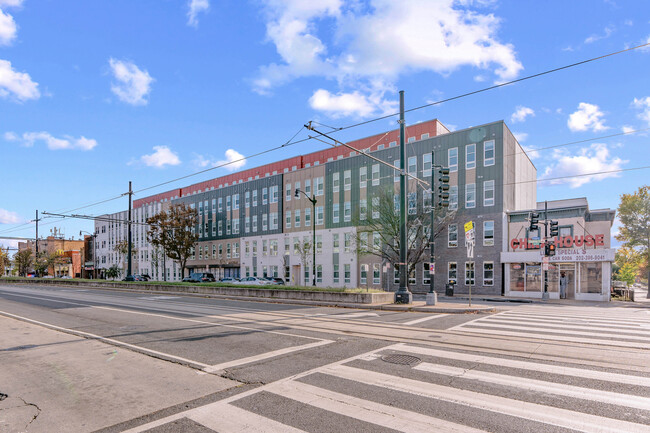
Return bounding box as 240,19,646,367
395,90,412,304
542,200,549,300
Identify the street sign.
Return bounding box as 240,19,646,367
464,221,474,233
542,256,549,271
429,263,435,274
465,221,475,259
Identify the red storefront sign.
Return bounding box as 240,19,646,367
510,234,605,250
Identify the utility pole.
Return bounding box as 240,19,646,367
395,90,412,304
127,181,134,280
34,210,41,276
542,200,549,300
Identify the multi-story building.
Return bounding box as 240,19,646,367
94,117,614,299
18,230,85,277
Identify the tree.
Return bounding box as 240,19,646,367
355,188,456,284
295,237,313,286
0,248,10,276
13,249,33,277
114,240,138,273
106,264,121,280
33,251,65,276
614,246,642,286
146,203,199,279
616,185,650,290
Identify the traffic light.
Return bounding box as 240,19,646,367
437,167,450,207
549,220,559,237
545,242,556,257
528,212,539,232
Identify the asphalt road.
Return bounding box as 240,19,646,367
1,283,649,433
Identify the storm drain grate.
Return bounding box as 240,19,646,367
381,354,421,366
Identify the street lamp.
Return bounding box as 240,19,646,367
295,188,317,286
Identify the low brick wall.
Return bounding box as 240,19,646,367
2,278,394,304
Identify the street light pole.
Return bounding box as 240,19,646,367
295,188,317,286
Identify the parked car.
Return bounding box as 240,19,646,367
219,277,239,283
184,272,216,283
140,274,151,281
181,276,194,282
268,277,285,285
237,276,272,285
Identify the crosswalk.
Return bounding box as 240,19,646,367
450,306,650,349
123,341,650,433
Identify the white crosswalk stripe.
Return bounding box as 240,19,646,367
126,341,650,433
449,306,650,348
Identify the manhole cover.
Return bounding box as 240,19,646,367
381,354,421,366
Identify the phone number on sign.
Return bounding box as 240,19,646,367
554,254,607,262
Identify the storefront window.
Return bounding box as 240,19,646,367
525,264,542,292
580,262,602,294
510,263,525,291
547,264,559,292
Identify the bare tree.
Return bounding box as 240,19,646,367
355,188,456,279
146,203,198,279
295,237,313,286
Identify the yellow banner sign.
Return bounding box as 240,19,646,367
464,221,474,232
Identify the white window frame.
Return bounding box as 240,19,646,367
333,172,340,193
484,140,495,167
344,170,351,191
359,166,367,188
448,262,457,284
484,180,495,207
448,148,458,172
423,153,432,177
483,221,495,246
466,143,476,170
448,224,458,248
465,262,475,285
465,183,476,209
372,164,380,186
483,261,494,286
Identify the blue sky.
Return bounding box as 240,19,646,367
1,0,649,248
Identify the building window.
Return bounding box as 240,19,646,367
316,206,324,225
226,243,231,259
344,201,351,222
333,203,339,223
373,264,380,284
449,148,458,172
252,215,258,232
286,211,291,229
423,189,432,213
408,156,417,175
345,264,351,283
252,190,258,207
465,262,475,285
270,239,278,256
252,241,257,256
360,199,367,220
344,232,352,252
271,185,279,203
262,240,268,255
423,153,432,177
344,170,351,191
295,209,301,228
333,233,340,252
408,136,415,143
333,172,340,193
262,187,268,205
305,179,311,195
233,218,239,234
408,192,417,215
233,194,239,210
316,265,323,283
423,263,431,285
293,237,300,254
448,262,457,283
372,164,380,186
394,159,400,183
466,144,476,170
465,183,476,208
245,191,250,208
483,221,495,246
483,262,494,286
360,264,368,284
421,133,430,139
484,140,495,166
333,264,339,283
226,195,231,211
305,208,311,226
484,180,495,207
218,244,223,258
448,185,458,210
226,219,231,235
286,184,292,202
360,166,367,188
316,177,324,196
448,224,458,247
262,214,268,231
316,235,322,253
372,196,379,219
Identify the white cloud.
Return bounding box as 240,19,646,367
187,0,209,26
308,88,396,118
513,132,528,142
567,102,608,132
193,149,246,172
541,143,626,188
632,96,650,125
254,0,522,118
0,1,25,7
9,131,97,150
109,58,154,106
0,59,40,101
510,106,534,123
622,125,635,134
584,26,614,44
0,208,21,224
0,9,17,45
140,146,181,168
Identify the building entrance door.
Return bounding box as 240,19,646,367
291,265,301,286
559,263,576,299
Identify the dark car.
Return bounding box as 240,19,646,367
181,276,194,282
186,272,216,283
269,277,285,285
219,277,239,283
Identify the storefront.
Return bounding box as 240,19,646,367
503,199,615,302
501,247,614,301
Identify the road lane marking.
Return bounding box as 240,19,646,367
0,309,211,369
448,311,507,330
190,403,308,433
469,318,650,336
266,380,488,433
412,362,650,411
402,314,448,326
394,343,650,387
324,364,650,433
203,339,334,373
